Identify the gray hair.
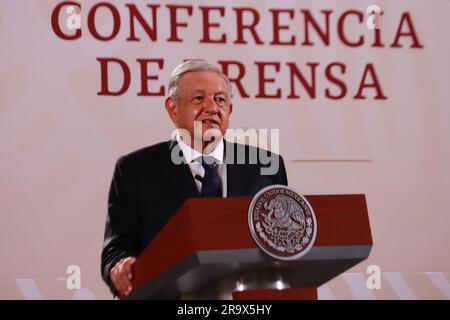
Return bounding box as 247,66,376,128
168,60,232,98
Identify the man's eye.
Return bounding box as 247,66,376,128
215,96,226,104
193,96,204,102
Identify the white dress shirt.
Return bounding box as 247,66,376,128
176,132,227,197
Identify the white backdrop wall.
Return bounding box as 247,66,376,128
0,0,449,299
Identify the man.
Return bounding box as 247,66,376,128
101,60,288,297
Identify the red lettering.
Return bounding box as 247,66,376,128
269,9,295,45
199,6,226,43
372,28,385,48
325,63,347,99
255,62,281,98
126,4,159,41
287,62,318,99
51,1,81,40
136,59,165,96
371,12,385,48
88,2,121,41
218,60,250,98
97,58,130,96
233,8,264,45
391,12,424,48
337,10,364,47
166,5,193,42
354,63,387,100
301,10,332,46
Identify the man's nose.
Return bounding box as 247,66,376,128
203,96,219,113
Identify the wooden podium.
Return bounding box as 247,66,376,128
124,195,372,300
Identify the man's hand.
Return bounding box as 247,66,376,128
110,257,136,296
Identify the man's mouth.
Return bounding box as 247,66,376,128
201,119,220,125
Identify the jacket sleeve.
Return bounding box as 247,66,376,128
101,157,141,295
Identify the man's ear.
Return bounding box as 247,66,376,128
165,96,177,124
229,103,233,115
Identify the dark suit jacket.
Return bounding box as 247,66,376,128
101,140,288,294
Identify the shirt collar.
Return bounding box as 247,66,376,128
175,130,224,164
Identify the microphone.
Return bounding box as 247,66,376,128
194,174,204,183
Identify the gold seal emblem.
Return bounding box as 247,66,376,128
248,185,317,260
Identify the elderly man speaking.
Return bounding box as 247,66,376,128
101,60,288,297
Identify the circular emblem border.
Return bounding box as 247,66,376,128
248,184,318,261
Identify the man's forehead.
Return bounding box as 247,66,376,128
190,88,228,94
182,69,226,81
179,71,229,92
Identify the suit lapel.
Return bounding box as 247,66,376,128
166,140,200,199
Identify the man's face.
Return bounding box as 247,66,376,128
165,70,233,148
